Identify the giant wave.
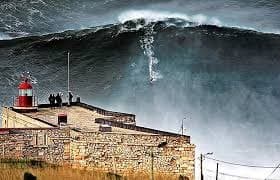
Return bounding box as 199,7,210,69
1,10,280,179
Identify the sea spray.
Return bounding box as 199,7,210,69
0,32,11,40
118,10,221,27
139,24,162,82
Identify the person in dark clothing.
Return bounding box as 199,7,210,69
50,94,56,108
48,94,54,108
68,91,73,105
55,93,62,107
48,94,52,105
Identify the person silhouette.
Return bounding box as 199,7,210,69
55,93,62,107
48,94,52,105
68,91,73,105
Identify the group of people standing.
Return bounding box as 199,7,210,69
48,93,63,108
48,92,74,108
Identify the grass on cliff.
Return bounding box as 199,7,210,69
0,163,180,180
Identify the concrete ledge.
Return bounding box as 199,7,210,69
38,102,136,124
95,118,190,142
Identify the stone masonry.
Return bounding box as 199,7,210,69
0,102,195,179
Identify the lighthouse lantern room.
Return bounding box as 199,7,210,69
18,79,33,107
13,74,38,112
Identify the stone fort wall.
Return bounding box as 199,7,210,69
71,130,195,179
0,128,195,179
0,128,70,164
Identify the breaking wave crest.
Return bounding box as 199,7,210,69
1,15,280,83
0,32,11,40
118,9,280,35
118,10,222,27
1,8,280,41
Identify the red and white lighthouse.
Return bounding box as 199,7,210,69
18,79,33,107
13,75,37,112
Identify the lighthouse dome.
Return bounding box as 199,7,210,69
18,80,32,89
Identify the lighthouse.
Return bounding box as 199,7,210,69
13,75,37,112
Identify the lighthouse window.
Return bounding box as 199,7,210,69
26,89,32,96
19,89,32,96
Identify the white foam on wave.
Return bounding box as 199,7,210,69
139,24,162,83
120,10,222,83
30,0,46,5
118,9,280,35
118,9,222,26
0,32,11,40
